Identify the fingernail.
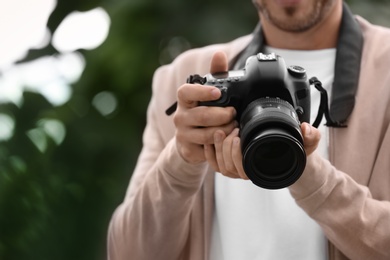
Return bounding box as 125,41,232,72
233,137,240,146
211,88,221,99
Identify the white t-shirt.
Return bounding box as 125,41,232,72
209,47,336,260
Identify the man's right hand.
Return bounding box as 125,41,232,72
173,51,237,164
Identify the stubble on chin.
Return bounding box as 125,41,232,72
256,0,332,33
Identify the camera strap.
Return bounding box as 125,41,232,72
310,77,347,128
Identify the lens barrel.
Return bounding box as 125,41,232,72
240,98,306,189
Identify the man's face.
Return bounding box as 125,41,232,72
254,0,338,32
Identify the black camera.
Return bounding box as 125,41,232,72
189,53,311,189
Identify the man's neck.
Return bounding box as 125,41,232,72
261,1,343,50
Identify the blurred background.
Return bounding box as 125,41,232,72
0,0,389,259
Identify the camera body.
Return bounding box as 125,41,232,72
189,53,311,189
196,53,310,122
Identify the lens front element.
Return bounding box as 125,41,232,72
244,129,306,189
240,98,306,189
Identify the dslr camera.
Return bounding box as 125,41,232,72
189,53,311,189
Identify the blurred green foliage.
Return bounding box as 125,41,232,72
0,0,389,259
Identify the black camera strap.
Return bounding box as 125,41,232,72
310,77,347,128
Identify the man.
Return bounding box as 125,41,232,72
108,0,390,259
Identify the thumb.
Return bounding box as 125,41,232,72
210,51,228,74
301,122,321,156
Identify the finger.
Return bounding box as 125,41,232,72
176,84,221,109
204,144,220,172
175,120,238,145
222,128,248,180
174,106,236,128
210,51,228,74
222,128,239,174
214,130,228,175
301,122,321,155
214,130,239,178
231,136,248,180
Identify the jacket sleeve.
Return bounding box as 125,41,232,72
289,146,390,260
107,63,209,260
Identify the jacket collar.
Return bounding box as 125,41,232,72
231,2,363,124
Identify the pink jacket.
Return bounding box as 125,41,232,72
108,17,390,260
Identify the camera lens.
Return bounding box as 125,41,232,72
251,137,297,179
240,98,306,189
